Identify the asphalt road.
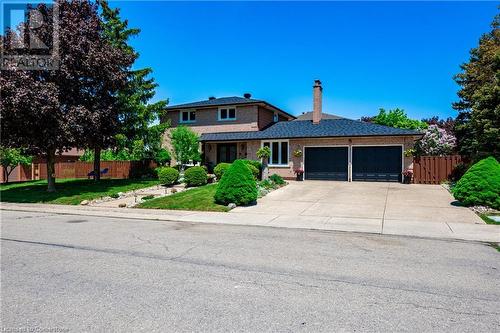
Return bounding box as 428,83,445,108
1,210,499,332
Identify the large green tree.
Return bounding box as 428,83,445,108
364,108,428,130
453,11,500,160
93,1,169,171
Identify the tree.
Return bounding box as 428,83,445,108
368,108,428,130
422,116,456,135
0,147,32,183
453,11,500,160
97,1,169,172
415,125,457,156
1,0,132,191
155,148,171,166
170,126,200,168
256,146,271,180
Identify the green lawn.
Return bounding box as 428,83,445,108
480,214,500,225
0,178,159,205
137,183,228,212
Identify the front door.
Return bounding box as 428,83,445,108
217,143,237,163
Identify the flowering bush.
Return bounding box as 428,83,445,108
402,169,413,177
415,125,456,156
294,168,304,175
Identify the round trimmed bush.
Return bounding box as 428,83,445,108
184,166,207,187
157,167,179,186
452,157,500,209
214,162,231,180
215,159,258,206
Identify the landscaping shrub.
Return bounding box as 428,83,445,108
157,167,179,186
184,166,208,186
259,179,277,190
269,173,285,186
452,157,500,209
214,162,231,180
448,162,469,182
246,164,260,180
215,159,258,205
243,159,262,171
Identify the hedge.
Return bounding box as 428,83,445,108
452,156,500,209
215,159,257,205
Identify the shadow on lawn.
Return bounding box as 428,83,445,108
0,178,158,204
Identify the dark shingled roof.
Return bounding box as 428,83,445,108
200,118,422,142
166,96,263,109
166,96,296,119
295,111,344,121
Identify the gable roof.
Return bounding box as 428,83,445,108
166,96,296,120
199,118,422,142
295,111,344,121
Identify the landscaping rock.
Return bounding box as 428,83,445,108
80,200,89,205
118,203,127,208
117,192,124,197
227,203,237,210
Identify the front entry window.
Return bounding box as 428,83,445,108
217,143,237,163
262,141,289,166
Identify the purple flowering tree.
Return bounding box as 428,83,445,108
415,125,457,156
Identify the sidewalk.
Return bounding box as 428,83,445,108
1,202,499,243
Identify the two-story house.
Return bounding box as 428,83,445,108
162,80,422,182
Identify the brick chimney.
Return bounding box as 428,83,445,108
312,79,322,124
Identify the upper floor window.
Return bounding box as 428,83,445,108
180,110,196,123
262,140,289,166
218,107,236,121
273,114,279,122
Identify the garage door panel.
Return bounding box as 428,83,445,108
352,146,402,182
305,147,348,181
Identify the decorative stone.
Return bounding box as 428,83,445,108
117,192,124,197
171,188,177,193
118,203,127,208
227,203,237,210
80,200,89,205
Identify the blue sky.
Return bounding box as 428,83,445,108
114,1,498,120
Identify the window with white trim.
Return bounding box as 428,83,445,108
263,141,289,166
180,110,196,123
218,107,236,121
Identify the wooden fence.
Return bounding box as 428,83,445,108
1,160,155,183
412,155,463,184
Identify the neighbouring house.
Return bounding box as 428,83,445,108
162,80,423,182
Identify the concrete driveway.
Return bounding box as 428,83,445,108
232,181,485,234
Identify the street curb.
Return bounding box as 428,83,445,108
1,203,499,244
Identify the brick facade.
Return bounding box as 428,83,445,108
244,136,416,180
